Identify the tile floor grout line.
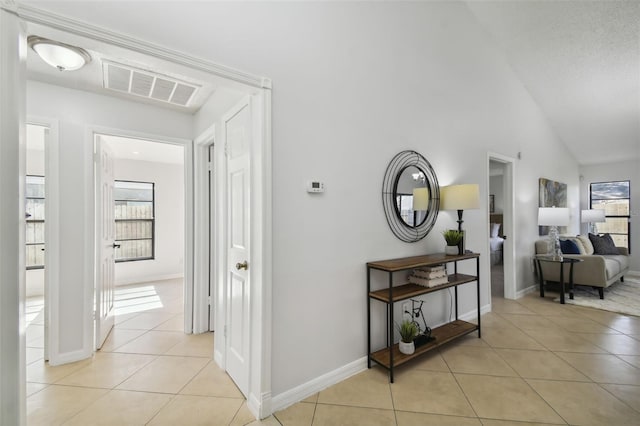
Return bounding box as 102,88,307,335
595,381,640,415
387,373,399,426
439,348,481,421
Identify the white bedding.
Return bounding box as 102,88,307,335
490,236,504,252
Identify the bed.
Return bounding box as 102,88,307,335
489,214,504,265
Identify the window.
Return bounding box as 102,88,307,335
590,180,630,251
26,175,45,269
114,180,154,262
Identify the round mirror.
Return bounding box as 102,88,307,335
394,165,430,228
383,151,439,242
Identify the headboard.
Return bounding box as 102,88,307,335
490,214,503,237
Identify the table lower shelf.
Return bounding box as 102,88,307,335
370,320,478,369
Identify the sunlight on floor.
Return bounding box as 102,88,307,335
113,285,164,315
25,297,44,327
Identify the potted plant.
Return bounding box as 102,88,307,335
397,320,419,355
442,230,463,255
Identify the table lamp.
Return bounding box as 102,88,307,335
538,207,570,259
581,209,605,234
441,184,480,253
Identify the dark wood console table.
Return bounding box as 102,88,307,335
367,252,480,382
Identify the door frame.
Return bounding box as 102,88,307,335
90,127,194,345
487,152,517,300
3,2,274,422
193,89,273,419
26,117,60,364
193,123,216,334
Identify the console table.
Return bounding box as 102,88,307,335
367,252,480,382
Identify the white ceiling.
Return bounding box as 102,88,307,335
25,21,250,114
467,1,640,166
100,134,184,165
22,1,640,166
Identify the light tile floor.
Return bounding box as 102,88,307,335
276,285,640,426
26,279,640,425
26,279,261,426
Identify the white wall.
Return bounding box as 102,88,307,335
26,80,192,357
113,158,185,285
184,2,581,396
579,160,640,272
26,0,582,401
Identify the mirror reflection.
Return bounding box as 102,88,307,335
395,166,430,227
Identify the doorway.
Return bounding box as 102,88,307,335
489,160,506,298
25,123,48,368
487,153,516,300
2,7,273,422
94,133,189,350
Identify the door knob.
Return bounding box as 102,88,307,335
112,243,121,249
236,261,248,270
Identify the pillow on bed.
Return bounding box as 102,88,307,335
560,239,580,254
490,223,500,238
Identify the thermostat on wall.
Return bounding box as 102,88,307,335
307,181,325,193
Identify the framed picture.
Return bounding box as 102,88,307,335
538,178,568,235
489,195,495,213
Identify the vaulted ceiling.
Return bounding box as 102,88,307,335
467,1,639,166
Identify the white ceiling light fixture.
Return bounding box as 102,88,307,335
28,35,91,71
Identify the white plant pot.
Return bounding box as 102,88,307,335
399,340,415,355
445,245,459,255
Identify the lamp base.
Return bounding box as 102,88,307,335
548,225,562,260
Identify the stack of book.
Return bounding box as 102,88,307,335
409,265,448,288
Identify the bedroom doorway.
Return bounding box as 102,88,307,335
488,153,516,300
489,160,506,297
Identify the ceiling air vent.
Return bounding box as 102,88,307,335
103,61,199,107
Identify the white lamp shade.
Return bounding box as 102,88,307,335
412,187,429,211
440,184,480,210
581,209,605,223
538,207,570,226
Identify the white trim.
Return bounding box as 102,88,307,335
48,348,88,366
627,270,640,276
247,90,273,419
193,124,216,334
516,284,538,299
115,273,184,287
0,10,26,425
12,4,271,90
26,116,59,364
271,357,368,413
88,126,194,340
458,304,492,322
487,152,517,300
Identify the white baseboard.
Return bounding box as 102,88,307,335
248,391,271,420
516,284,538,299
458,304,492,322
115,273,183,286
271,356,368,413
48,348,91,366
627,270,640,277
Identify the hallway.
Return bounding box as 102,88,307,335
26,279,252,425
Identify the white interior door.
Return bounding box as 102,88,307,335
95,136,116,349
225,98,251,396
